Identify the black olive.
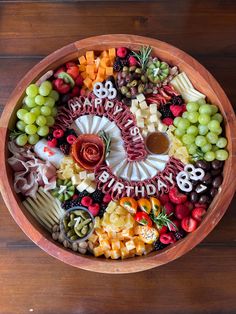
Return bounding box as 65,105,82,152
212,175,223,188
210,187,218,198
195,184,208,194
202,172,212,185
211,160,224,170
195,160,211,170
199,195,208,204
211,168,222,177
190,191,199,203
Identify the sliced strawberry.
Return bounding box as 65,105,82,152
162,117,174,126
160,233,175,244
75,75,84,87
181,217,198,233
169,187,187,204
66,61,77,69
159,194,170,205
194,203,207,209
184,201,194,211
175,204,190,220
192,207,206,222
67,66,79,79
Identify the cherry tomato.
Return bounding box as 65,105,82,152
120,197,137,214
137,198,152,214
150,197,161,217
135,212,153,227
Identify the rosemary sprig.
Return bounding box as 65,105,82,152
9,129,23,141
131,46,152,71
192,147,205,161
150,208,177,231
99,130,111,158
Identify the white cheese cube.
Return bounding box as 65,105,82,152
139,101,148,110
150,114,159,123
136,109,142,117
131,99,139,107
86,181,97,193
136,93,145,103
87,173,95,181
158,123,168,132
71,174,81,185
149,103,157,114
130,106,138,114
141,109,149,118
142,129,148,137
137,118,145,128
156,110,162,118
147,123,155,133
77,178,91,192
79,171,87,180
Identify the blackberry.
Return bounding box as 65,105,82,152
159,103,174,119
174,230,185,240
65,128,77,137
59,143,70,155
171,95,184,105
77,190,89,202
153,240,167,251
62,198,80,210
120,58,129,67
47,133,54,141
113,58,122,72
91,189,104,203
98,204,107,218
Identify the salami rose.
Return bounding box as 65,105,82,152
72,134,105,170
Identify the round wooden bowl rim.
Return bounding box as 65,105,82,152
0,34,235,274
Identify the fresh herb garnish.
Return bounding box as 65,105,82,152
131,46,152,71
192,147,205,161
150,208,177,231
9,129,23,141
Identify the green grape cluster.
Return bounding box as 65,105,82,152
173,99,229,161
15,81,59,146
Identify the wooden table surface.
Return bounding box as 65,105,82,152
0,1,236,313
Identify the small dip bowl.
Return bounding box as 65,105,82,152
60,206,95,243
145,131,170,155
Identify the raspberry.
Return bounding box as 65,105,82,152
159,194,170,205
170,105,184,117
81,196,93,207
117,47,128,58
47,138,57,148
66,134,77,145
70,86,80,97
175,204,190,220
158,225,168,235
128,56,139,66
53,129,64,139
75,75,83,87
160,233,175,245
88,203,100,217
103,194,112,204
162,118,174,126
163,202,174,215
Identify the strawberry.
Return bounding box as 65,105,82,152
169,187,187,204
70,86,80,97
164,202,174,215
67,66,79,79
159,194,170,205
160,233,175,244
181,217,198,233
170,105,183,117
88,203,100,217
66,61,77,69
128,56,138,66
75,75,84,87
175,204,190,220
117,47,128,58
162,118,174,126
192,207,206,222
81,196,93,207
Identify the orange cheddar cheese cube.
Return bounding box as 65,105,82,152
78,55,87,65
86,51,95,63
79,64,86,72
83,77,93,89
106,67,113,76
108,48,116,59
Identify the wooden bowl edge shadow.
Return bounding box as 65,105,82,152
0,34,236,274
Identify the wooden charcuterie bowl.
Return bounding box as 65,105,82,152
0,35,235,274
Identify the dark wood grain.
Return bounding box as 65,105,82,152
0,0,236,313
